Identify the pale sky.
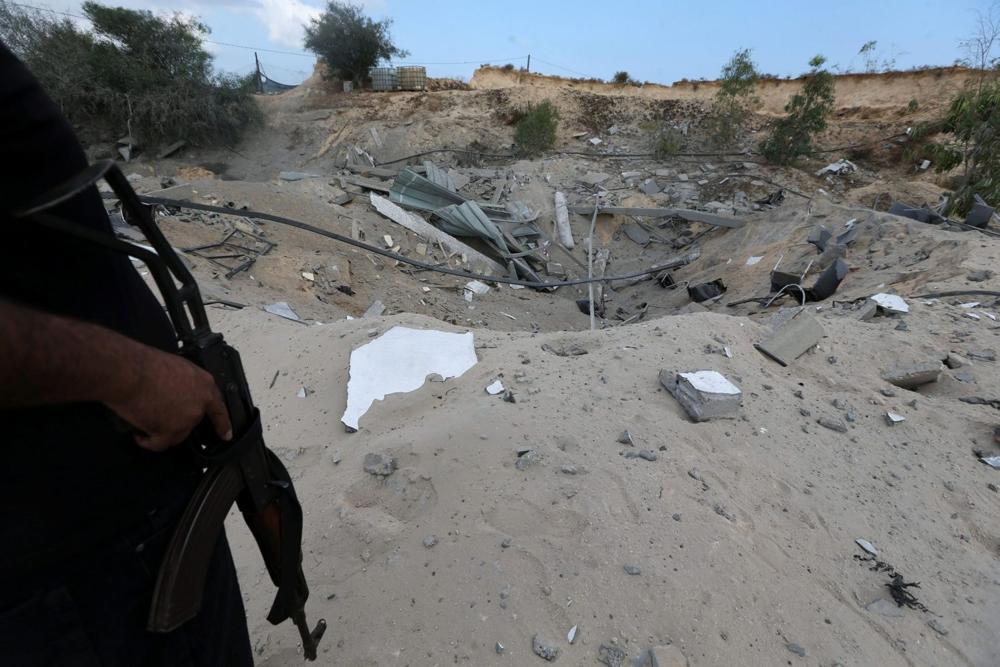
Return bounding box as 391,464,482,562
18,0,996,84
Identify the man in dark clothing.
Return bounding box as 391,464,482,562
0,43,254,666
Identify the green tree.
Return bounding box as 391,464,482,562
0,1,260,147
912,83,1000,215
706,48,760,148
760,55,836,165
304,1,407,84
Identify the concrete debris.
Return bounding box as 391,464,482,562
641,644,689,667
755,311,823,366
589,137,603,146
553,191,575,249
567,625,578,644
362,300,385,318
496,641,505,654
617,430,634,446
464,280,491,301
363,452,396,477
817,416,848,433
568,205,744,229
598,644,627,667
263,301,301,322
623,223,651,246
785,642,807,657
885,411,906,425
981,455,1000,469
815,159,857,177
883,361,942,390
624,449,658,461
856,538,878,556
965,194,995,229
486,380,505,395
623,564,642,575
580,171,611,185
870,293,910,314
532,635,560,661
661,370,742,422
341,327,478,431
422,534,438,548
279,171,320,181
640,179,661,195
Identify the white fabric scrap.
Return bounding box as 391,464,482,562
678,371,741,396
871,293,909,314
341,327,478,430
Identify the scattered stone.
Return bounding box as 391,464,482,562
927,619,949,636
598,643,627,667
624,449,658,461
422,535,438,548
988,482,999,493
646,644,689,667
532,635,560,662
660,369,742,422
967,269,993,282
880,388,897,397
895,321,910,332
855,538,878,556
672,513,682,521
363,452,396,477
500,537,512,549
799,407,812,417
330,450,342,465
567,625,578,644
883,362,942,390
832,398,847,410
515,449,541,470
967,348,996,362
687,468,702,482
866,598,904,618
560,464,579,475
885,411,906,426
943,480,957,492
496,641,505,654
945,353,966,369
713,504,735,522
817,417,848,433
617,430,635,446
623,564,642,576
786,642,807,657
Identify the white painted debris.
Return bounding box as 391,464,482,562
870,293,909,314
383,234,394,248
960,302,981,308
919,159,931,170
985,312,998,321
264,301,301,322
553,191,575,249
499,312,517,320
855,538,878,556
723,346,733,358
815,159,857,177
464,280,491,302
885,411,906,425
296,387,307,398
845,217,858,228
982,455,1000,469
589,137,602,146
341,327,478,430
965,312,982,320
301,271,315,282
567,626,578,644
746,256,763,266
279,171,319,181
679,371,741,395
486,379,505,395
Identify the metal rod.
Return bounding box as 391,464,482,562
587,204,599,331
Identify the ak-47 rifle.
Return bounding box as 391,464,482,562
14,160,327,660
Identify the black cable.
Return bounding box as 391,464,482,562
138,196,696,288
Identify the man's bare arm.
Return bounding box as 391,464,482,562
0,299,231,451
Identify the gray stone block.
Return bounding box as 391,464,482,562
883,361,942,390
660,369,742,422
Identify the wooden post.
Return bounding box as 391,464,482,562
526,54,531,72
254,52,263,93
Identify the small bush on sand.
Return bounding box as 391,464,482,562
514,101,559,156
706,48,760,148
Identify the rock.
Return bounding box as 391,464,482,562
624,449,658,461
687,468,702,481
672,513,682,521
967,348,996,362
496,641,505,654
866,598,904,617
623,564,642,575
647,644,689,667
927,618,949,635
943,480,957,492
786,642,807,657
617,430,635,445
989,482,999,493
880,388,897,397
515,449,541,470
660,369,742,422
532,635,560,662
363,452,396,476
832,398,847,410
560,464,579,475
967,269,993,282
500,537,512,549
598,643,627,667
817,417,848,433
641,179,661,195
883,361,942,390
713,504,735,521
422,535,438,548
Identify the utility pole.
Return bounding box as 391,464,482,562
526,54,530,73
254,52,263,93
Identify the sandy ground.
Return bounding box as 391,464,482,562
107,65,1000,665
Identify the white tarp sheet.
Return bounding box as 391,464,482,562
341,326,478,430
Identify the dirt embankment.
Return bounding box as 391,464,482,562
470,65,982,116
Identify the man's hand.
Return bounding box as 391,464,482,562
105,347,232,452
0,299,232,451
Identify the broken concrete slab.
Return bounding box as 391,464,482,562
279,171,321,182
660,370,742,422
755,312,824,367
554,191,575,249
622,222,650,246
369,194,505,275
871,293,909,314
567,205,744,229
883,361,942,390
579,171,612,185
640,179,661,195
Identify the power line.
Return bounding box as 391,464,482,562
389,56,528,66
532,56,592,78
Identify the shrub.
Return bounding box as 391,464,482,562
760,55,836,165
911,81,1000,215
705,48,760,148
612,71,638,86
513,101,559,156
304,1,407,84
0,1,261,148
